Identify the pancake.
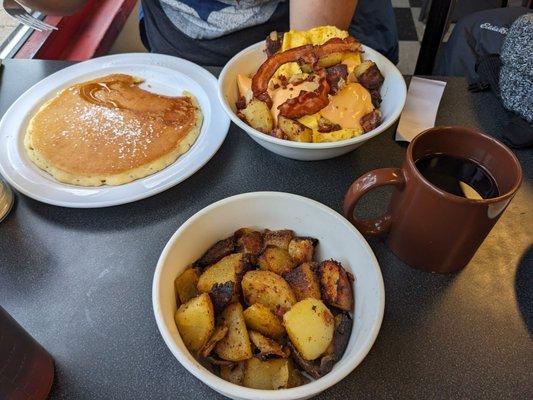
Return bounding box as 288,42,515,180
25,74,203,186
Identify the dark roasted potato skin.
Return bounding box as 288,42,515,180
318,260,354,312
249,330,288,360
194,236,235,269
209,281,236,314
325,64,348,95
318,312,352,376
283,262,321,301
278,116,313,143
235,228,263,263
354,61,384,90
317,117,341,133
265,31,282,57
287,342,321,379
360,109,382,133
287,237,318,265
258,245,296,276
370,89,382,108
263,229,294,250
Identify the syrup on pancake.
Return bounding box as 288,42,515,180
25,74,202,186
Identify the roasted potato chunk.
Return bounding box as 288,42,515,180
174,268,199,305
318,312,353,376
283,298,334,361
258,245,296,275
243,303,286,339
318,260,354,312
263,229,294,250
249,330,287,360
209,281,235,314
194,236,235,268
235,228,263,262
288,237,318,264
239,99,274,133
242,358,290,390
265,31,282,57
242,270,296,313
200,325,229,358
354,60,384,90
175,293,215,353
317,52,343,68
220,362,245,385
197,253,249,297
215,303,253,361
288,342,321,379
283,262,321,301
278,116,312,143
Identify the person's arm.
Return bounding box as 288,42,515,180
16,0,88,15
290,0,358,31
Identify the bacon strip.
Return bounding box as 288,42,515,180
278,70,330,118
251,37,361,96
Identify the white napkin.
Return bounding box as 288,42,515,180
395,77,447,142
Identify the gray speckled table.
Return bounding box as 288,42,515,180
0,60,532,400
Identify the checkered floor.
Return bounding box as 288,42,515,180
393,0,426,74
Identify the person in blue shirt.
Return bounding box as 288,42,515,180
20,0,398,65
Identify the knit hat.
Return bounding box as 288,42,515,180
499,13,533,123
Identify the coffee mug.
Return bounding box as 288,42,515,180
343,126,523,273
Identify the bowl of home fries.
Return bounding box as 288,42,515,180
218,26,406,161
153,192,385,400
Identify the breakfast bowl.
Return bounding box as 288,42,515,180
218,41,406,161
153,192,385,400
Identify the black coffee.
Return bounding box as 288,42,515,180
415,154,500,199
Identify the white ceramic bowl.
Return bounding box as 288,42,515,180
218,42,406,161
153,192,385,400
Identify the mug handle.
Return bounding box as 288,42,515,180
343,168,406,236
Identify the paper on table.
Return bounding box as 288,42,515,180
395,76,447,142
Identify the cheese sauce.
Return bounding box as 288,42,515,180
319,83,374,130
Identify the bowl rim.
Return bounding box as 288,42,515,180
152,191,385,400
218,41,407,150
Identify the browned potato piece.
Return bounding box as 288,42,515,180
174,293,215,353
318,260,354,312
243,303,286,339
283,298,334,361
278,116,312,143
242,358,289,389
318,312,353,376
354,60,384,90
263,229,294,250
194,236,235,268
220,362,245,385
258,245,296,275
286,359,306,388
200,325,229,358
234,228,263,262
215,303,253,361
197,253,249,297
242,270,296,313
283,262,321,301
209,281,235,314
288,237,318,264
317,52,343,68
287,342,321,379
239,99,274,133
249,330,287,360
174,268,199,305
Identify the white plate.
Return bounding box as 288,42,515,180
0,53,229,208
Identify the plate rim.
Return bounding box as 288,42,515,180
0,53,230,208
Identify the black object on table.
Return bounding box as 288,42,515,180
0,60,531,400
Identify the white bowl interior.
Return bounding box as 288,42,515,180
153,192,384,400
218,42,406,150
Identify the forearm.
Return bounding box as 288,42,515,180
17,0,88,15
290,0,358,31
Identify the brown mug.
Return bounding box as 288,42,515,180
343,126,523,273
